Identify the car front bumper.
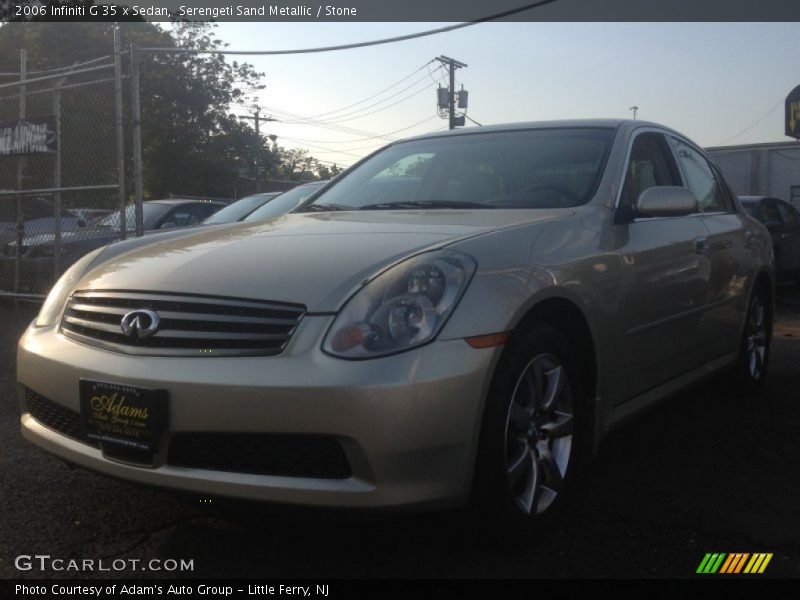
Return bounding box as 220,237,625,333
17,316,499,509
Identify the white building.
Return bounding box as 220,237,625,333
705,141,800,210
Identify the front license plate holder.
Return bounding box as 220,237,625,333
79,380,167,453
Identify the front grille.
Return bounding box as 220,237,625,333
24,388,97,447
60,290,306,357
167,433,352,479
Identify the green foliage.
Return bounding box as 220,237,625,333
0,21,331,199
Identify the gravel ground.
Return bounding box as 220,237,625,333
1,288,799,580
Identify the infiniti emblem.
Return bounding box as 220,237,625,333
120,309,160,339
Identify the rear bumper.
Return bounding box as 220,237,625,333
17,316,500,509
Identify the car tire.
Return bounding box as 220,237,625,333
733,282,772,394
471,323,584,538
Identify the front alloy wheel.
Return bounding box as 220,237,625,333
473,324,583,534
504,353,573,515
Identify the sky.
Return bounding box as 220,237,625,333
206,22,800,169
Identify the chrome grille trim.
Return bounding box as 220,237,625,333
60,290,306,357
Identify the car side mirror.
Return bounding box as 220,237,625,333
636,186,699,218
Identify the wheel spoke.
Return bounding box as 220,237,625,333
507,441,530,487
537,442,563,493
540,411,573,438
515,449,538,514
541,365,564,411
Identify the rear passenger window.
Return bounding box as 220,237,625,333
671,138,728,213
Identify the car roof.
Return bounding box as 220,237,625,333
400,119,648,143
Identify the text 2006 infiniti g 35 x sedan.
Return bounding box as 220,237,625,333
18,120,773,530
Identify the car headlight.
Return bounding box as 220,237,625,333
34,247,105,328
323,249,476,359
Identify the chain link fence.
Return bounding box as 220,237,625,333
0,47,125,297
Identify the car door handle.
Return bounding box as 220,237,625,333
694,237,709,254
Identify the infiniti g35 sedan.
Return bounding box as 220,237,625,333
17,120,773,531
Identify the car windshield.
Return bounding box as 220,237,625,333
96,203,171,230
244,182,327,221
301,128,614,211
203,193,279,224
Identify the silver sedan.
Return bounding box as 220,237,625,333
17,119,774,532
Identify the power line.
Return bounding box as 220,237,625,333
302,60,437,120
278,71,436,124
280,136,386,153
324,79,436,124
269,115,440,145
140,1,560,55
716,99,784,146
262,105,400,140
279,116,441,155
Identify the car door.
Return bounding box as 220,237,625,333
669,137,753,360
612,130,713,404
775,199,800,276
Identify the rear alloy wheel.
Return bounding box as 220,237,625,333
473,324,583,534
504,353,573,515
735,286,771,392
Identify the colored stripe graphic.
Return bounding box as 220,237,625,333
697,553,727,573
698,552,773,574
744,553,773,574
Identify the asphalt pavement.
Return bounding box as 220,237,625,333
1,288,799,579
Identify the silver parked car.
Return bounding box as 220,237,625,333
17,120,773,531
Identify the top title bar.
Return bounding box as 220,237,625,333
2,0,800,23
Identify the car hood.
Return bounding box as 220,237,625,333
80,210,568,312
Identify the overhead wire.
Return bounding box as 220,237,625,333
140,1,560,56
715,99,784,146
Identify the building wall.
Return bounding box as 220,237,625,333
707,144,800,210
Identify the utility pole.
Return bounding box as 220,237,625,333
435,55,467,129
629,105,639,120
238,106,277,192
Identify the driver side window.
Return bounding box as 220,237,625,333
620,132,682,219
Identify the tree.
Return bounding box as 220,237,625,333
0,21,316,199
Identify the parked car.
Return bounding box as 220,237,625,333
0,195,87,246
739,196,800,285
242,180,329,222
202,192,282,225
2,199,224,292
18,120,773,534
68,207,113,226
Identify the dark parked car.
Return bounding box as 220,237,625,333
243,180,329,221
740,196,800,285
202,192,282,225
1,199,224,292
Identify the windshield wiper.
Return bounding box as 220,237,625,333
358,200,495,210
